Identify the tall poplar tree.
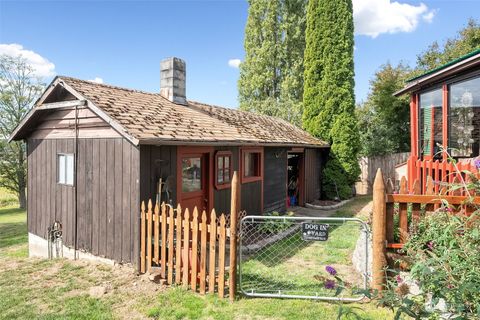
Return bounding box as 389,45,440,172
239,0,306,126
239,0,282,115
303,0,359,199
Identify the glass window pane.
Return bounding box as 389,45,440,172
224,168,230,182
218,168,224,184
449,76,480,157
58,155,66,184
419,89,443,156
218,156,223,170
182,157,201,192
66,154,74,185
225,156,230,169
244,152,259,177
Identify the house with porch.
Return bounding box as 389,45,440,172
395,48,480,193
9,57,328,269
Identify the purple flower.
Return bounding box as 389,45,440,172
396,275,403,284
446,207,453,213
474,159,480,170
325,265,337,276
324,280,336,290
427,241,434,250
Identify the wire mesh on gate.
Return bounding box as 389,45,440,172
239,216,370,301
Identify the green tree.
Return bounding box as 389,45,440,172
357,63,411,156
278,0,307,126
416,18,480,72
238,0,306,126
303,0,359,199
0,55,44,209
239,0,282,113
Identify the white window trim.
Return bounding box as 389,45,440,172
57,153,75,186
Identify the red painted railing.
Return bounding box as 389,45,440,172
407,155,477,195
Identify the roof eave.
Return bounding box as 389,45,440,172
394,52,480,97
137,138,329,148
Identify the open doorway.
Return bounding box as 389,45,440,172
287,153,304,207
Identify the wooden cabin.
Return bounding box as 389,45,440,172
395,48,480,193
9,57,328,268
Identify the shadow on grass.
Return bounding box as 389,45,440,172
0,222,27,249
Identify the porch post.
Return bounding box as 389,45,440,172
442,84,448,160
409,94,418,190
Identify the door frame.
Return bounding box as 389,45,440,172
176,146,214,213
287,149,305,207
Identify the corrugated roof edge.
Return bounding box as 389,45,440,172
406,47,480,83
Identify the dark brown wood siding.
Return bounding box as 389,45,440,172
213,147,239,215
264,147,287,213
27,138,140,266
241,181,262,215
304,148,324,203
139,145,177,206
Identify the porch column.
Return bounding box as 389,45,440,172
442,84,448,160
409,94,418,190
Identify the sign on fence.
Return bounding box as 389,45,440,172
301,222,329,241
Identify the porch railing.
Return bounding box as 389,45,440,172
407,155,477,194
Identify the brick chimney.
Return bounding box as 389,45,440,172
160,57,187,105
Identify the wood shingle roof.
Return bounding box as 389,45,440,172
13,76,328,148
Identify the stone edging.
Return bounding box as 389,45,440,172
305,198,353,211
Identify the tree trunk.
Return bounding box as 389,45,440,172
18,187,26,210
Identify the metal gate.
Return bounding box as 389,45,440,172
238,216,370,301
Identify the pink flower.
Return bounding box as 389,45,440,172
396,275,403,284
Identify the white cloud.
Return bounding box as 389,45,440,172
353,0,435,38
88,77,104,84
228,58,241,69
0,43,55,77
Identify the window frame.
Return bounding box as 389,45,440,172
447,73,480,158
418,86,443,158
240,147,263,184
57,153,75,186
215,151,233,190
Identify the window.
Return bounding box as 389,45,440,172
419,88,443,157
449,76,480,158
58,154,74,185
181,157,202,192
241,148,262,183
215,151,232,189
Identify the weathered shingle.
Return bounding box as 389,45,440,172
60,76,328,147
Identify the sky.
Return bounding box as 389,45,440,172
0,0,479,108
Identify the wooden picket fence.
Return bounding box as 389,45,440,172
139,172,240,300
371,168,480,292
407,155,477,194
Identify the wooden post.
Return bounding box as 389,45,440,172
229,171,239,302
140,201,146,273
372,169,387,292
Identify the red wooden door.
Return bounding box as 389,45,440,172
177,147,213,214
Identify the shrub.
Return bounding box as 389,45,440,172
403,210,480,316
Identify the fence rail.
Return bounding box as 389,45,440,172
140,172,240,300
371,168,480,292
407,155,477,194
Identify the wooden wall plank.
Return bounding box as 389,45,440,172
77,139,86,250
106,139,115,258
99,139,107,257
92,139,100,256
122,139,132,262
131,145,140,269
114,139,123,262
85,139,94,252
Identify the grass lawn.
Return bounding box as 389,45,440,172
0,196,396,320
240,198,371,299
